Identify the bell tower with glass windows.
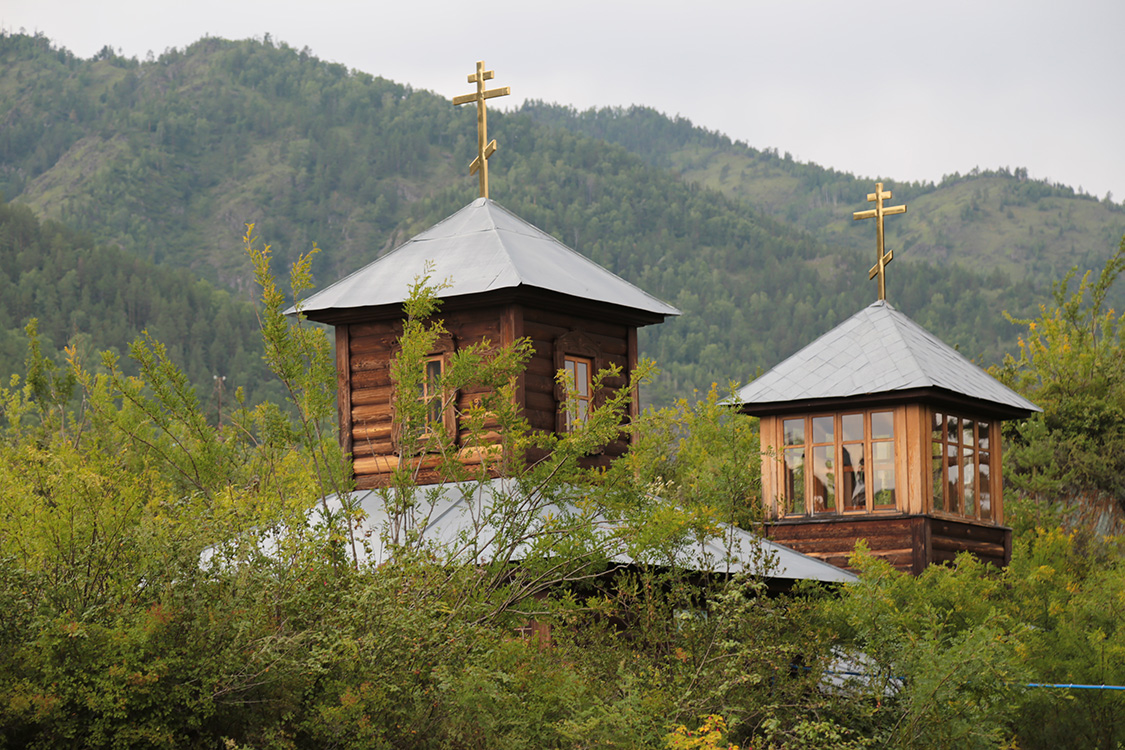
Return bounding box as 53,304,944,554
736,299,1039,574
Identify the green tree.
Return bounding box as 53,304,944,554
996,234,1125,531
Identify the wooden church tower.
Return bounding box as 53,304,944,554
294,62,679,489
734,184,1039,574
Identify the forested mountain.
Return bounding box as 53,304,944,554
521,103,1125,286
1,32,1117,406
0,201,281,408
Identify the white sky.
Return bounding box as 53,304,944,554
5,0,1124,203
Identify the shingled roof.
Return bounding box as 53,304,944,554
734,300,1039,417
293,198,680,323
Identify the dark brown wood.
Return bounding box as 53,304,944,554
350,369,391,388
352,403,393,422
349,333,398,354
329,287,651,487
768,514,1011,574
336,326,353,458
627,327,639,424
502,304,526,413
351,385,393,406
352,424,392,441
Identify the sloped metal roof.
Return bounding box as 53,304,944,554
734,300,1039,415
292,198,680,321
322,480,856,584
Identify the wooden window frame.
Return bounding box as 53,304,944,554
779,410,899,518
391,332,457,452
930,410,995,522
554,330,602,434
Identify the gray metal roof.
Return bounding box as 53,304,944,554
735,300,1040,415
322,480,856,584
293,198,680,321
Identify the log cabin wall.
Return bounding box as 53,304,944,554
521,306,634,469
337,301,636,488
341,305,506,489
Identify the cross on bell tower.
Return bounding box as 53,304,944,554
853,182,907,301
452,60,511,199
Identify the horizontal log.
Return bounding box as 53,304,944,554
771,518,915,540
351,385,393,406
351,321,400,338
350,368,391,389
524,409,555,431
524,372,556,395
353,445,504,476
444,306,506,327
352,439,393,456
352,402,392,421
525,355,555,377
931,536,1006,558
525,390,557,414
349,334,397,354
458,430,502,445
929,518,1007,543
351,352,394,372
453,320,501,344
522,309,628,339
352,424,392,441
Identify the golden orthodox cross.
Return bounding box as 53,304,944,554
853,182,907,301
452,60,510,199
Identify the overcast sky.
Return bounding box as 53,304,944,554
5,0,1123,203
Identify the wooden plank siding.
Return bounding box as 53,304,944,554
768,515,1011,575
336,301,639,488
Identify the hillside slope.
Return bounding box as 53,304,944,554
521,103,1125,287
0,33,1076,405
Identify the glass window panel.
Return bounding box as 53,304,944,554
932,442,945,512
946,414,958,438
977,421,990,452
842,413,865,442
575,360,589,396
873,440,896,508
961,418,974,447
812,416,834,444
812,446,836,513
841,444,865,511
946,444,960,514
932,411,944,442
872,441,896,508
784,447,806,514
979,453,991,520
422,359,444,425
783,418,805,446
962,446,976,516
871,411,894,440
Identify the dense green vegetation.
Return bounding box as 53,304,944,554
1,254,1122,748
4,31,1113,406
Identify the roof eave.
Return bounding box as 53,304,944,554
737,385,1040,421
297,286,679,328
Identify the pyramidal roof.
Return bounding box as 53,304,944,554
735,300,1039,416
294,198,680,322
